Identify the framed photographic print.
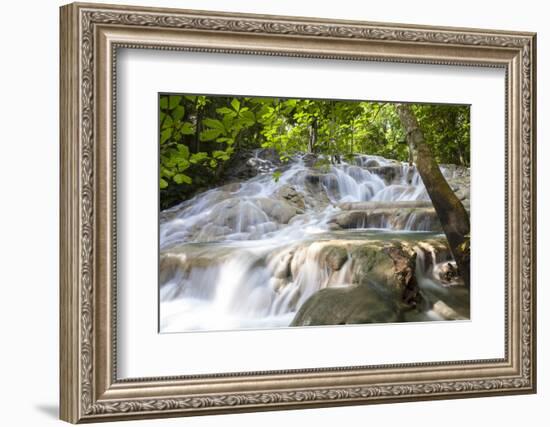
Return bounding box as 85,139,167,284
59,2,537,423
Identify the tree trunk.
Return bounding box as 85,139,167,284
308,117,317,153
193,101,203,153
397,104,470,288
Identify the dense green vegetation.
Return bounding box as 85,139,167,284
397,104,470,288
159,94,469,208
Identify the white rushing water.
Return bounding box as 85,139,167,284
159,152,466,332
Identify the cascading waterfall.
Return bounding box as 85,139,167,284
160,151,469,332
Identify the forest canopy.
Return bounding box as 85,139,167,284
159,94,470,208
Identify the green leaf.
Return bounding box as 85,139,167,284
160,129,172,144
168,95,182,109
172,105,185,120
216,137,233,143
212,150,230,161
176,158,190,170
159,96,168,109
190,152,209,164
222,115,234,131
200,129,223,141
160,167,174,178
216,107,235,115
173,173,192,185
159,178,168,189
231,98,240,112
202,118,225,131
241,110,255,123
164,157,177,168
180,122,195,135
175,144,190,158
174,173,193,184
161,115,173,130
273,170,282,182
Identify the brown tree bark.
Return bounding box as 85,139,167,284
397,104,470,288
192,99,203,153
308,117,317,153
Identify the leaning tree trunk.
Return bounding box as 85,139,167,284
397,104,470,288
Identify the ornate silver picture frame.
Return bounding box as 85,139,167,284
60,2,536,423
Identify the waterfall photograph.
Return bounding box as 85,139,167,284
158,94,470,333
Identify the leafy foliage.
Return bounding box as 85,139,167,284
159,94,470,208
411,104,470,166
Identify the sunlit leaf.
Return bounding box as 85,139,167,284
175,144,190,158
216,107,234,115
160,167,174,178
190,152,209,164
173,173,192,184
212,150,230,161
216,137,233,143
231,98,240,111
200,129,223,141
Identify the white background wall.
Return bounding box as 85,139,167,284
0,0,546,425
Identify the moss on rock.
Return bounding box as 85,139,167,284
290,282,400,326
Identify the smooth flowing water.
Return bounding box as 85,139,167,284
160,152,468,332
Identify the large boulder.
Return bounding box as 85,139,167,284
302,153,318,167
364,158,380,168
323,246,349,271
330,210,369,229
338,201,434,210
304,172,324,186
193,223,232,242
289,236,462,327
366,165,402,184
328,207,443,232
256,198,304,224
288,171,332,210
188,197,303,232
290,283,400,326
222,148,282,181
350,242,420,304
441,164,470,205
432,300,467,320
275,184,306,210
208,199,268,230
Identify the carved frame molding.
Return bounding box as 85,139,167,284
60,2,536,423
